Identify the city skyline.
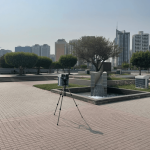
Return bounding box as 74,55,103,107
15,44,50,58
0,0,150,54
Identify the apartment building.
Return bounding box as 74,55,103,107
15,46,32,53
50,54,55,62
113,29,130,67
15,44,50,58
55,39,68,61
41,44,50,58
32,44,41,56
132,31,149,56
68,39,78,55
0,49,12,57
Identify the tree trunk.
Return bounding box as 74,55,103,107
93,60,104,72
68,67,70,75
139,67,141,75
57,69,58,73
95,67,99,72
23,68,25,74
93,64,99,72
93,63,99,72
37,68,40,75
19,66,23,75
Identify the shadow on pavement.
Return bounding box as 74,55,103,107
55,115,103,135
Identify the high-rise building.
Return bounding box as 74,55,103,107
41,44,50,58
15,46,32,53
32,44,41,56
113,29,130,66
50,54,55,62
132,31,149,55
0,49,12,57
55,39,68,61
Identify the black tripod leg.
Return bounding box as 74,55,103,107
57,95,63,125
54,88,63,115
54,93,61,115
72,97,83,118
68,89,83,118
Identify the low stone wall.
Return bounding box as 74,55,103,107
69,78,135,86
78,71,86,74
0,68,53,74
109,71,131,74
51,87,150,105
108,79,135,86
0,75,57,82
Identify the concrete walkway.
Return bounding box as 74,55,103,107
0,81,150,149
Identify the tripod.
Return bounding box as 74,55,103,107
54,85,84,125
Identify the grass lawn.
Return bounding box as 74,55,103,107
75,77,128,80
112,84,150,92
108,73,116,76
108,73,130,76
121,73,130,75
80,77,91,80
33,83,86,91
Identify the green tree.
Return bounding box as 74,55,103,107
49,62,55,73
129,63,134,70
69,36,122,72
80,65,87,69
53,61,62,73
66,55,77,74
4,52,38,75
59,55,77,74
0,55,14,68
130,51,150,75
122,62,129,70
59,55,68,72
35,56,52,74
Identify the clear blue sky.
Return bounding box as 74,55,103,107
0,0,150,54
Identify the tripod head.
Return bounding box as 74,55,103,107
61,74,69,96
58,74,69,86
61,74,69,86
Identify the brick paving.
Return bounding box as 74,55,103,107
0,81,150,149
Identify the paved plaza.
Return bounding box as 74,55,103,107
0,80,150,150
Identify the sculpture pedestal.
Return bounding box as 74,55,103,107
91,71,107,96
